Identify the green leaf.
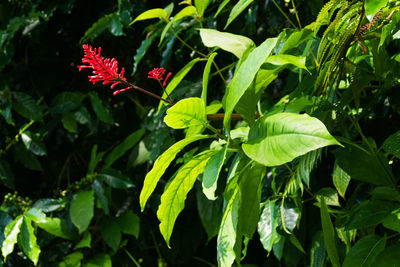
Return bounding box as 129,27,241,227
158,58,202,110
70,190,94,234
97,168,134,189
130,8,168,24
215,0,230,17
59,252,83,267
382,213,400,232
61,111,78,133
346,200,395,230
333,146,394,186
281,200,300,232
239,163,266,237
243,113,341,166
0,160,15,189
74,231,91,249
157,151,215,247
258,201,281,252
116,211,139,238
140,135,211,210
265,55,307,70
132,36,154,75
310,231,326,267
320,198,340,267
206,100,223,115
92,179,109,215
80,14,117,43
316,187,340,207
365,0,388,22
382,131,400,158
372,244,400,266
32,198,63,213
201,52,217,104
35,217,76,240
342,235,386,267
13,92,43,122
332,162,350,199
172,6,196,23
21,131,47,156
164,98,207,129
89,92,114,124
19,217,40,265
217,179,241,267
51,91,85,114
100,218,121,251
202,145,228,200
224,0,254,29
196,187,223,241
279,28,314,54
84,253,112,267
199,29,255,58
1,215,23,260
104,128,144,168
223,37,277,129
195,0,209,17
13,142,43,171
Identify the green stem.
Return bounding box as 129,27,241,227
271,0,298,29
124,248,141,267
291,0,302,28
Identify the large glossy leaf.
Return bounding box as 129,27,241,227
195,0,210,17
32,198,63,213
21,131,47,156
19,217,40,265
332,162,350,199
239,163,266,237
85,253,112,267
59,252,83,267
382,131,400,158
316,187,340,207
1,215,23,259
333,146,394,186
97,168,134,189
258,201,281,252
104,128,144,168
130,8,167,24
13,92,43,122
164,98,207,129
202,145,227,200
243,113,341,166
365,0,389,21
172,6,196,23
224,0,254,29
70,190,94,234
157,151,215,247
223,37,277,129
35,217,76,240
158,58,202,110
346,200,395,230
139,135,211,211
372,244,400,266
320,198,340,267
342,235,386,267
199,29,254,58
281,200,300,232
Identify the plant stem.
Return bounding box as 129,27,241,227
271,0,298,29
192,256,216,267
291,0,302,28
129,83,173,105
124,248,141,267
171,27,208,58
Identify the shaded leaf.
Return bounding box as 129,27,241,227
224,0,254,29
202,145,227,200
21,131,47,156
332,162,350,199
382,131,400,158
346,200,395,230
316,187,340,207
320,198,340,267
258,201,281,252
201,52,217,104
116,211,139,238
89,92,114,124
92,179,109,215
372,244,400,266
74,231,91,249
342,235,386,267
84,253,112,267
32,198,63,213
97,168,134,189
100,218,121,251
70,190,94,234
0,160,14,189
13,92,43,122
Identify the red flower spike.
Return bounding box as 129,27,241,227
78,44,132,94
148,67,172,86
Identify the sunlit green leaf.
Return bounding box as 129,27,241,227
365,0,388,21
258,201,281,252
74,231,91,249
130,8,167,25
172,6,196,23
1,215,23,260
164,98,207,129
19,217,40,265
35,217,76,240
21,131,47,156
85,253,112,267
202,52,217,104
157,151,215,247
199,29,254,58
316,187,340,207
195,0,210,17
332,162,350,199
140,135,211,211
202,145,227,200
224,0,254,29
243,113,340,166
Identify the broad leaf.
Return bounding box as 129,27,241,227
382,131,400,158
243,113,340,166
346,200,395,230
158,58,202,110
164,98,207,129
132,36,154,75
19,217,40,265
157,151,215,247
104,128,144,168
74,231,91,249
224,0,254,29
199,29,254,58
258,201,281,252
97,168,134,189
116,211,140,238
1,215,23,259
239,163,266,237
89,92,114,124
85,253,112,267
70,190,94,234
196,187,223,241
320,198,340,267
365,0,389,21
332,162,350,199
21,131,47,156
13,92,43,122
195,0,210,17
59,252,84,267
223,37,277,129
35,217,76,240
202,145,227,200
372,244,400,266
265,55,307,70
140,135,211,211
316,187,340,207
100,218,121,251
130,8,167,24
61,111,77,133
342,235,386,267
92,179,109,215
172,6,196,23
281,200,300,232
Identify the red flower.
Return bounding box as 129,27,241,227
148,67,172,86
78,44,132,95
